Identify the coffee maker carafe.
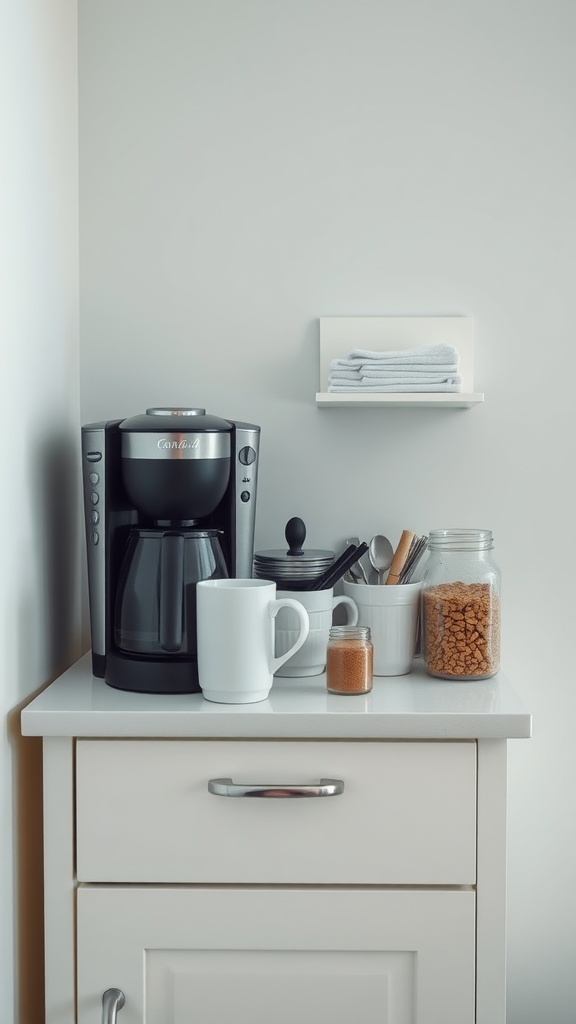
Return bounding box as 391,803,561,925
115,528,228,656
81,407,260,693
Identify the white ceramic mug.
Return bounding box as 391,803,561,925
342,579,421,676
274,588,359,676
196,579,310,703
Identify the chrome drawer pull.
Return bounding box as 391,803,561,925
208,777,344,798
101,988,125,1024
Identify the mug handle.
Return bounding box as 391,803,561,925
332,595,359,626
269,599,310,675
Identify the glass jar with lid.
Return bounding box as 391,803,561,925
420,529,501,681
326,626,373,694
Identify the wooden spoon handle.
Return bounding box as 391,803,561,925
385,530,415,585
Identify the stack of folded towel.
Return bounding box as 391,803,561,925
328,343,462,393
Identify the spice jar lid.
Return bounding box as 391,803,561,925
329,626,372,642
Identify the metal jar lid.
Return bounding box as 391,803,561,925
253,517,334,583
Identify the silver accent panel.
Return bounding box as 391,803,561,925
82,424,108,658
145,407,205,416
122,432,231,460
208,778,345,798
230,422,260,577
101,988,125,1024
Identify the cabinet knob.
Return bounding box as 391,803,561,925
101,988,125,1024
207,777,344,798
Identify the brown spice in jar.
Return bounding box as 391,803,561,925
326,638,373,694
423,581,500,679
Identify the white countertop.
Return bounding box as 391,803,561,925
21,652,531,740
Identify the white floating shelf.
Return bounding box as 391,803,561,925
316,316,484,409
316,391,484,408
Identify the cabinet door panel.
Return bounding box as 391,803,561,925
77,887,475,1024
76,739,477,884
147,949,412,1023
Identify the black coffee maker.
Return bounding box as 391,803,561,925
81,407,260,693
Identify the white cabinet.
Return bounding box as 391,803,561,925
23,656,531,1024
74,740,477,1023
77,887,475,1024
72,739,478,1022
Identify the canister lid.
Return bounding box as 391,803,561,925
428,528,493,550
254,517,334,583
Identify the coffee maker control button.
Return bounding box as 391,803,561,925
86,451,102,463
91,510,100,525
90,491,99,505
89,472,100,485
239,445,256,466
91,531,99,545
240,490,251,503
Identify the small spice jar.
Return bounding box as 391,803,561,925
421,529,501,681
326,626,373,694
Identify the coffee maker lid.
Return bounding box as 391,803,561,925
120,407,233,433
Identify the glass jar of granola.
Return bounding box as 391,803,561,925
421,529,500,681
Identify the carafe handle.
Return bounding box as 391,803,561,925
159,534,184,652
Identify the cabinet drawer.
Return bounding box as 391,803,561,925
76,739,476,884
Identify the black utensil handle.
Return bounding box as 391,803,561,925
307,543,356,591
309,542,368,591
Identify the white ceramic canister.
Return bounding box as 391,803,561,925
274,588,358,676
342,579,421,676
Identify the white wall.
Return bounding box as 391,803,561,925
74,1,573,1021
0,2,80,1021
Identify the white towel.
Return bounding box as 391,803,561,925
328,369,362,382
327,343,462,392
328,375,461,388
359,370,460,382
329,369,461,387
328,381,462,393
349,343,459,365
329,357,364,371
